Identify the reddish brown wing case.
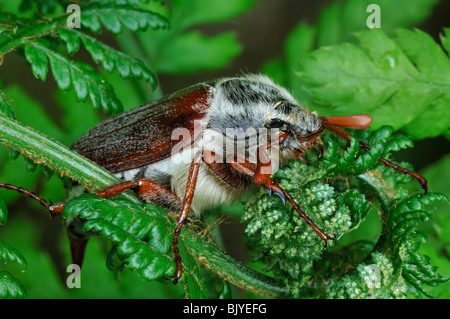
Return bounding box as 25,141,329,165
71,83,214,173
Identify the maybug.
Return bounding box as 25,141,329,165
0,74,427,283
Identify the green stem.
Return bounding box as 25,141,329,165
179,238,208,299
185,235,288,298
0,18,66,57
358,171,393,251
0,115,135,198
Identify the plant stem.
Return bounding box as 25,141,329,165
178,238,208,299
0,115,136,198
185,235,288,298
358,171,393,251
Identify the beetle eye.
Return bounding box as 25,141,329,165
269,119,289,132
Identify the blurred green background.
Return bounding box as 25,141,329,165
0,0,449,298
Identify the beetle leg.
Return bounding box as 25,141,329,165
226,133,334,245
81,171,201,284
95,178,181,209
228,154,335,247
253,130,289,185
324,123,428,194
1,178,186,277
0,182,86,266
0,182,65,216
264,179,335,246
167,151,203,284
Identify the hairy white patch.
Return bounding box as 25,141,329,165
169,147,243,216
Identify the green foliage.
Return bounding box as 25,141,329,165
315,0,439,47
242,127,448,298
300,29,450,140
0,271,27,299
0,241,27,270
0,0,448,300
119,0,254,77
63,194,175,281
0,89,14,120
262,0,448,141
0,241,27,299
0,0,255,299
0,0,168,115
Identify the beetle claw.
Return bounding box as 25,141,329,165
274,190,286,206
264,184,286,205
164,274,180,285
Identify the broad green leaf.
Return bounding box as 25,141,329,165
172,0,256,29
316,0,440,47
156,31,242,74
262,23,316,104
132,0,253,76
440,28,450,55
262,0,440,111
0,271,26,299
300,29,450,139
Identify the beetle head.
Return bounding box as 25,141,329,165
207,74,372,165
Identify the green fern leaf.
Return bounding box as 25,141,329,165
244,126,448,298
83,220,174,281
24,40,122,114
369,126,394,145
62,194,175,280
24,42,49,82
322,137,339,168
58,28,156,86
0,240,27,270
82,7,169,34
337,137,359,170
353,142,383,174
0,271,26,299
0,89,15,119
